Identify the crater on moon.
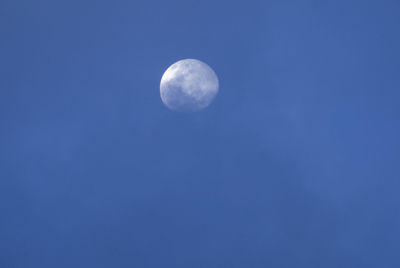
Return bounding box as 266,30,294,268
160,59,219,112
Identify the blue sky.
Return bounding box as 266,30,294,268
1,0,400,267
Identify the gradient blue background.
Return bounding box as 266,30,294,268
1,0,400,267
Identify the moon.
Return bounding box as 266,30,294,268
160,59,219,112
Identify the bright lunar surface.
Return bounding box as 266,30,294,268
160,59,219,112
